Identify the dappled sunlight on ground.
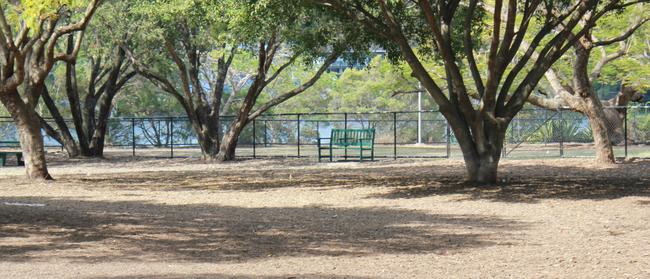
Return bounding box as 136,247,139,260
1,157,649,278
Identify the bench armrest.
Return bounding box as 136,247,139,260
317,137,331,147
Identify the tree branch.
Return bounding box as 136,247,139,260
593,18,648,47
248,51,340,120
463,0,484,96
264,51,302,86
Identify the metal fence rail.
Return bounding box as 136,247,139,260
1,106,649,160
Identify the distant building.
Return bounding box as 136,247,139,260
327,49,386,74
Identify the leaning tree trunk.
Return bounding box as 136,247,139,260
216,118,247,162
573,45,616,164
582,96,616,163
87,93,116,157
215,81,260,162
40,116,80,158
88,118,108,157
40,84,81,158
0,91,52,180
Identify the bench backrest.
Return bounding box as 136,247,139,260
330,129,375,147
0,141,20,148
0,141,20,149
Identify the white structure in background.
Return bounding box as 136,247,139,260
417,82,423,145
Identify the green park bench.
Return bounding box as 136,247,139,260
0,141,24,167
318,128,375,162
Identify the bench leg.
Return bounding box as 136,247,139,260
360,148,363,162
317,143,322,162
16,153,24,166
0,154,5,167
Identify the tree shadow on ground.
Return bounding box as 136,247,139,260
637,200,650,206
0,197,524,263
43,154,314,169
91,274,373,279
372,161,650,202
53,160,650,203
372,176,650,203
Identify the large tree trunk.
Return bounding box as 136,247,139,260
184,113,220,160
583,96,615,163
0,91,52,180
199,135,220,160
573,43,616,164
215,84,259,162
191,106,221,160
438,91,506,185
87,118,108,157
466,153,501,184
216,118,247,162
87,93,116,157
455,124,505,185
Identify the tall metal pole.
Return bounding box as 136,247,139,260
623,107,627,158
253,119,257,159
393,112,397,160
559,109,564,157
417,82,422,144
297,114,301,158
169,117,174,158
344,113,348,160
131,118,136,157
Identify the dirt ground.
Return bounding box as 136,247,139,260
0,156,649,278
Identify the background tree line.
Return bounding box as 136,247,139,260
0,0,648,183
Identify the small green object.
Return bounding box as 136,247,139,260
317,129,375,162
0,141,24,167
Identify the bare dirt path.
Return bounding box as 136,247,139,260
1,157,649,278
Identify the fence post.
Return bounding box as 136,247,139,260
623,107,627,159
253,119,257,159
417,111,421,144
344,113,348,159
131,118,136,157
297,114,301,158
169,117,174,158
393,112,397,160
559,109,564,157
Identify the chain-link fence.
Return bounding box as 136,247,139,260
1,106,649,160
501,106,650,159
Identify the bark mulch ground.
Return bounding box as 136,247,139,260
0,156,649,278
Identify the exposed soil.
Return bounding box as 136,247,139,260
1,156,649,278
